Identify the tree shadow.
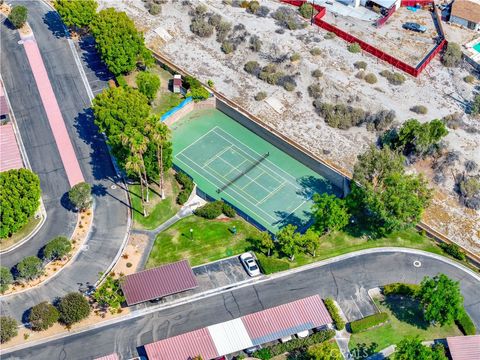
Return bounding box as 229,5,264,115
60,191,76,212
92,183,108,197
381,295,429,330
273,210,306,230
296,175,334,200
43,11,67,39
78,35,113,82
349,342,378,360
2,17,16,31
21,307,32,326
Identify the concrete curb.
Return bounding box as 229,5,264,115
2,247,479,355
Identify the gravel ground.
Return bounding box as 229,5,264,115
99,0,480,253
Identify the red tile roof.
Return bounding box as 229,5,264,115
242,295,332,344
447,335,480,360
145,328,218,360
0,96,8,116
0,124,23,172
93,353,119,360
121,260,197,306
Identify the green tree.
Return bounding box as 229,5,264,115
396,119,448,155
276,224,302,261
68,182,92,211
146,118,172,199
93,275,125,309
0,316,18,343
90,8,153,76
0,266,13,294
58,292,91,325
255,231,275,256
136,71,160,101
471,94,480,116
301,228,320,257
0,169,41,238
43,236,72,260
418,274,463,326
307,341,342,360
53,0,98,29
442,42,462,67
8,5,28,29
29,302,59,331
312,193,349,234
16,256,43,281
395,337,447,360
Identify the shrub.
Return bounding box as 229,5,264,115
93,275,125,309
382,283,419,297
136,71,160,101
442,42,462,67
29,302,60,331
380,70,406,85
175,172,194,205
254,91,267,101
58,292,91,325
0,316,18,343
314,102,366,129
0,266,13,294
312,69,323,78
256,253,290,274
456,309,476,335
254,348,272,360
221,40,235,54
354,61,367,70
464,75,475,83
308,341,342,360
324,298,345,330
68,182,92,211
244,60,261,75
349,313,388,333
256,5,270,17
249,35,262,52
271,6,303,30
324,32,336,39
364,73,377,84
471,94,480,116
149,3,161,15
310,47,322,56
283,82,296,91
16,256,43,281
126,262,132,268
299,2,318,18
116,75,127,88
222,203,236,218
290,53,301,62
44,236,72,260
247,0,260,14
190,18,214,37
347,42,361,53
259,69,283,85
355,70,366,80
308,84,323,98
8,5,28,29
440,242,466,261
410,105,428,115
194,201,224,219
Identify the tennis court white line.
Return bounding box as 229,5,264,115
240,171,267,190
222,158,249,178
202,145,233,169
212,127,299,186
256,181,288,206
175,154,277,224
176,128,219,158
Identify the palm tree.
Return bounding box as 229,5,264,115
125,154,147,217
146,119,170,199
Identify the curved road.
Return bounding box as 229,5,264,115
0,1,129,320
2,251,479,360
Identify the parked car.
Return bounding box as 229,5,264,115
239,252,261,277
402,22,427,33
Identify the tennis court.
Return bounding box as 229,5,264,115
172,109,340,232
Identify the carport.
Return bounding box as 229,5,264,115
121,260,197,306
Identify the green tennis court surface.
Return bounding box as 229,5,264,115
172,109,340,232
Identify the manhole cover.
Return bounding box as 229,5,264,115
110,184,117,190
413,260,421,268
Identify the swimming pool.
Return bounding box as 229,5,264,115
473,42,480,53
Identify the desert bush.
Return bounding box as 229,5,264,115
149,3,161,15
256,5,270,17
314,102,365,129
382,282,419,297
0,316,18,343
190,18,214,37
215,20,232,42
442,42,462,67
247,0,260,14
255,91,267,101
465,160,478,173
290,53,301,62
464,75,475,83
259,67,283,85
58,292,91,325
208,14,222,28
308,84,322,98
193,4,207,16
354,61,367,70
350,313,388,333
457,175,480,210
439,242,466,261
299,2,318,18
324,32,336,39
221,40,235,54
283,82,296,91
355,70,366,79
365,109,395,131
324,298,345,330
380,70,406,85
347,42,361,53
271,6,304,30
410,105,428,114
311,69,323,78
310,47,322,56
442,112,463,129
244,60,261,75
29,302,59,331
364,73,377,84
249,35,262,52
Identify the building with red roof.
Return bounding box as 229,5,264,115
447,335,480,360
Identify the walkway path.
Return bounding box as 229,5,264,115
20,31,83,186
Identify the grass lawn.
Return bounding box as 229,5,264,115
349,295,462,354
146,215,262,268
0,216,42,251
130,172,181,230
152,91,184,116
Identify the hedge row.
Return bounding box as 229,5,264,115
324,298,345,330
439,242,466,261
256,253,290,274
382,283,419,297
456,309,476,335
175,172,194,205
350,313,388,333
254,329,336,357
193,200,235,219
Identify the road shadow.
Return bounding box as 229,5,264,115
78,35,112,82
43,11,67,39
2,17,16,31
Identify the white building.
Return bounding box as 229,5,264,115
451,0,480,30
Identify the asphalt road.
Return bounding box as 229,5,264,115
0,1,129,320
3,251,479,360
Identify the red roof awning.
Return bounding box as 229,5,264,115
0,123,23,172
121,260,197,306
447,335,480,360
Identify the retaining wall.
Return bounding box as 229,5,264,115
162,97,216,126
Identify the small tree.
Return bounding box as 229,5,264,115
301,228,320,257
0,266,13,293
395,337,447,360
93,275,125,309
307,341,342,360
58,292,91,325
68,182,92,211
312,193,349,234
16,256,43,281
256,232,275,256
136,71,160,102
418,274,463,326
276,224,302,261
0,316,18,343
44,236,72,260
442,42,462,67
53,0,98,29
8,5,28,29
29,302,60,331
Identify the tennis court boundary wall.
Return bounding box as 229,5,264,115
163,97,216,126
149,51,480,269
